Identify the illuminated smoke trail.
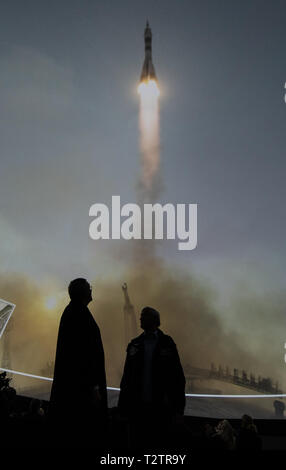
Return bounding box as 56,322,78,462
131,78,161,264
138,79,160,201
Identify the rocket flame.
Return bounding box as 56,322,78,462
138,79,160,193
137,79,160,99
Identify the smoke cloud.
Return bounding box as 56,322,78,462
0,259,285,395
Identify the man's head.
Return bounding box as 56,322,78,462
68,278,92,305
140,306,160,332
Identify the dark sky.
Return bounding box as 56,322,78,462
0,0,286,302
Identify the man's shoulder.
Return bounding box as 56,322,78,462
60,303,95,327
60,303,72,322
127,330,176,348
61,302,78,320
157,329,176,346
62,302,93,314
129,333,144,346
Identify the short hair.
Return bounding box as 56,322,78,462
68,278,89,300
141,306,160,327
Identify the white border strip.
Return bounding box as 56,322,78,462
0,367,53,382
1,367,285,398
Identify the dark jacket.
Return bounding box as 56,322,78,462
49,301,107,418
118,329,185,415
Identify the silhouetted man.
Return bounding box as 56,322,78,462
118,306,185,449
49,278,107,446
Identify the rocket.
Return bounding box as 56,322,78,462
140,21,157,82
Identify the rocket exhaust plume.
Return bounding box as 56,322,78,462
138,21,160,198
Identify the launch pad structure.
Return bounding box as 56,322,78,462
122,282,137,346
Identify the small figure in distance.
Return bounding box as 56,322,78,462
118,306,186,450
273,399,285,419
49,278,107,447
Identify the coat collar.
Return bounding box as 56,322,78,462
132,328,164,346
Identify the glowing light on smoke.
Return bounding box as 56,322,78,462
44,296,57,310
138,79,160,192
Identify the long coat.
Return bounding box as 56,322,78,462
49,301,107,420
118,329,186,415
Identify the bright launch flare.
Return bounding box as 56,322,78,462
138,22,160,193
137,79,160,99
